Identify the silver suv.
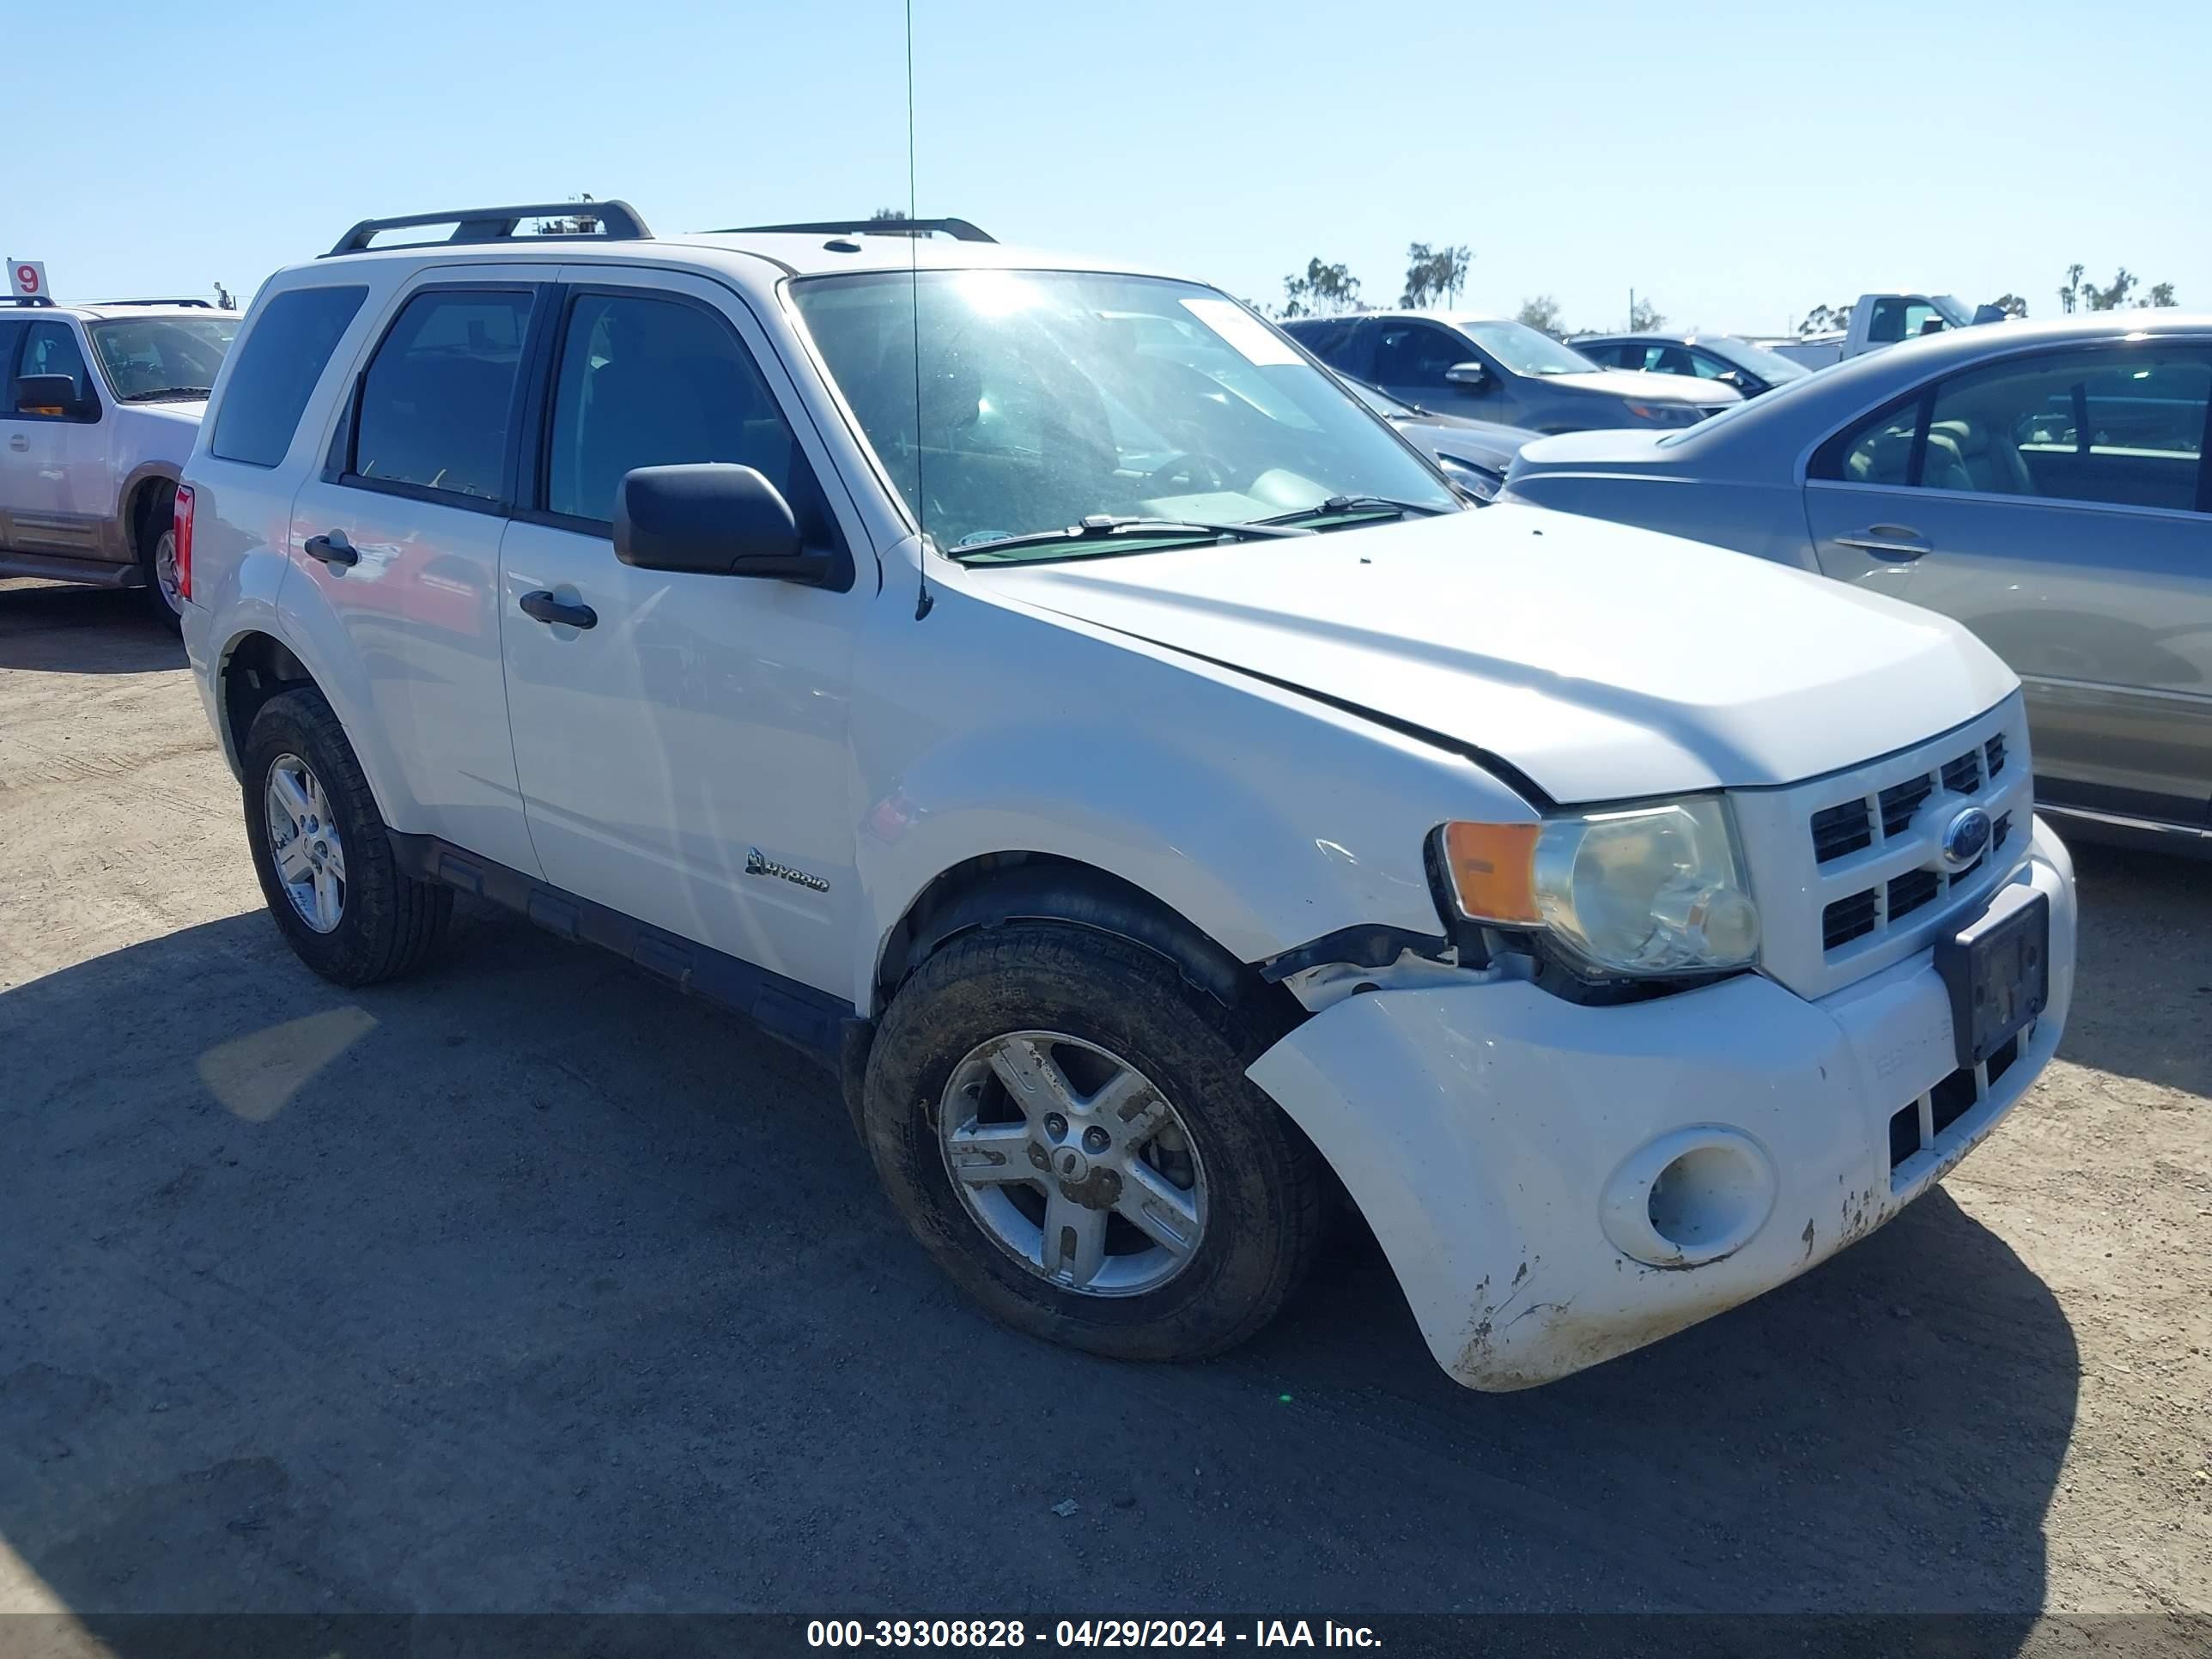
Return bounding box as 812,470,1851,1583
0,296,240,623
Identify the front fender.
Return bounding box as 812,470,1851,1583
849,578,1535,1007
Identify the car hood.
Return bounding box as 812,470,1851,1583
974,506,2015,803
1545,368,1741,406
1392,413,1534,474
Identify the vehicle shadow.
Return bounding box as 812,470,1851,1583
0,582,182,675
0,903,2077,1639
2057,840,2212,1095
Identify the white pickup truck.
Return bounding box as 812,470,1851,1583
178,204,2077,1390
1769,291,2008,370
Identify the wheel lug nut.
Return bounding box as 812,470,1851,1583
1043,1113,1068,1139
1082,1127,1109,1154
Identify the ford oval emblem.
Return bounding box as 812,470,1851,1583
1941,805,1994,871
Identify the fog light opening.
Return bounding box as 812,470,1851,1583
1647,1144,1765,1253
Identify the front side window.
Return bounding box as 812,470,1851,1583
89,317,238,403
212,286,368,467
20,322,94,410
790,270,1453,556
544,291,834,539
1374,323,1473,386
351,289,534,501
1813,344,2212,512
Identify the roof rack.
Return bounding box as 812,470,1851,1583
82,297,217,308
324,200,653,258
718,217,996,244
0,295,57,308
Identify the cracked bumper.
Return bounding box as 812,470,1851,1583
1248,817,2076,1391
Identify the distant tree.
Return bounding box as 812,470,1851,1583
1991,292,2028,319
1281,258,1363,319
1515,294,1565,335
213,281,235,310
2143,281,2178,308
2058,264,2172,313
1799,302,1852,336
1627,295,1666,331
870,206,905,221
534,193,600,235
1400,243,1472,309
2082,268,2138,311
2057,264,2087,314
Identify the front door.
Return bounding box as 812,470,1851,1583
2,319,107,558
282,269,549,875
1374,320,1506,421
496,269,872,998
1805,339,2212,823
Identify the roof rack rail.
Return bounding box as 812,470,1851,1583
324,200,652,258
82,297,216,308
719,217,996,244
0,295,57,308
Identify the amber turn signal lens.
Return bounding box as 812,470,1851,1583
1440,821,1541,924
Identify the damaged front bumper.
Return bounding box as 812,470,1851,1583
1247,817,2077,1391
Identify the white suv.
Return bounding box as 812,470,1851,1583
179,203,2078,1390
0,296,240,622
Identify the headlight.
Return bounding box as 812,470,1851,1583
1437,454,1504,502
1623,400,1701,426
1437,798,1759,977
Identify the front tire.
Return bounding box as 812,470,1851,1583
241,687,452,986
863,921,1325,1362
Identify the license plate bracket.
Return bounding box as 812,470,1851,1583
1935,884,2050,1071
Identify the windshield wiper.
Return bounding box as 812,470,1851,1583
1254,495,1452,526
121,386,210,402
953,514,1316,560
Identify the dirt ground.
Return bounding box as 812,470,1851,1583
2,580,2207,1641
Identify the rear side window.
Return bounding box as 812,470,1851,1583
349,289,534,502
544,291,830,534
211,286,368,466
1288,318,1357,364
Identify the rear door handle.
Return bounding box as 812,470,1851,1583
304,529,358,568
1832,525,1933,559
519,590,598,630
7,434,26,451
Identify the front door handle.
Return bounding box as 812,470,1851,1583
304,529,358,568
1832,525,1933,559
520,590,598,630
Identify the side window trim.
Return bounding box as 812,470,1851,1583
509,280,854,587
328,279,552,518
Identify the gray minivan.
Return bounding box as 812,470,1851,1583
1285,312,1737,434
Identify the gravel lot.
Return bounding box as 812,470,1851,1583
2,581,2207,1640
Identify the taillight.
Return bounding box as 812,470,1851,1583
172,484,195,603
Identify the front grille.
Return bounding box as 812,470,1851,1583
1941,750,1982,795
1887,1034,2024,1177
1984,733,2007,777
1811,799,1873,863
1878,775,1933,836
1822,890,1879,949
1886,867,1940,922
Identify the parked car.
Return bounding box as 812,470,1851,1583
1504,314,2212,854
179,201,2075,1390
1571,331,1813,398
1284,312,1738,433
1339,375,1535,501
1769,291,2012,370
0,296,240,622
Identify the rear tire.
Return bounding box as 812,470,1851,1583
135,483,184,629
241,687,452,986
863,921,1326,1362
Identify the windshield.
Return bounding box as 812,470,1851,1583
1456,320,1598,378
1931,295,1972,328
1703,335,1810,382
790,270,1456,556
88,317,237,400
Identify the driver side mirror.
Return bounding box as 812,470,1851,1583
1713,369,1750,391
1443,361,1489,389
614,464,835,585
15,373,92,419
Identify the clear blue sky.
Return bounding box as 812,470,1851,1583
12,0,2207,335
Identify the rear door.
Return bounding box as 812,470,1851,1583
283,269,550,875
496,268,872,996
1805,339,2212,824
